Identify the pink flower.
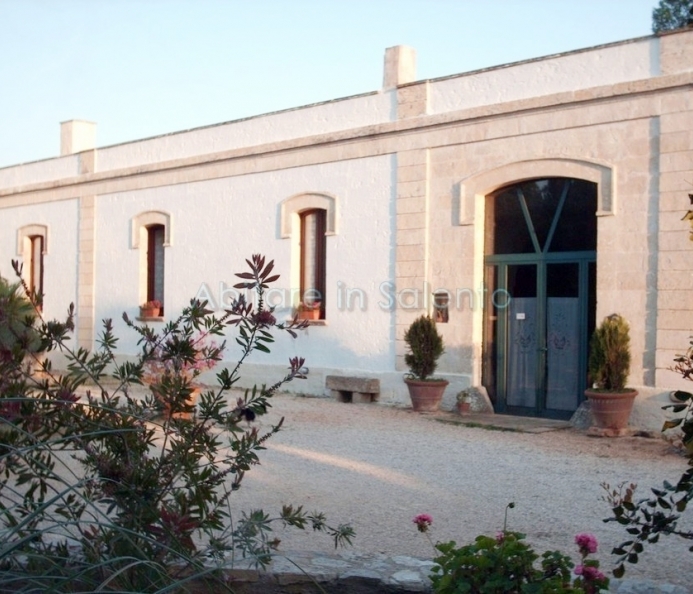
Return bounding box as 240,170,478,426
575,564,606,581
495,531,505,544
413,514,433,533
253,310,277,328
575,533,598,555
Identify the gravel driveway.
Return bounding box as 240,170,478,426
228,394,693,590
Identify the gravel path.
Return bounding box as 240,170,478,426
228,394,693,589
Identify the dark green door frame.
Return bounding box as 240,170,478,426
485,252,595,419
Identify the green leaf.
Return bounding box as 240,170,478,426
662,418,683,430
671,390,693,402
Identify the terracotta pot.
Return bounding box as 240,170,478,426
585,388,638,430
404,378,449,412
457,400,471,416
140,307,161,318
298,309,321,320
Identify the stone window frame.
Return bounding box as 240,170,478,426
280,192,337,238
280,192,337,322
131,211,171,315
17,224,48,308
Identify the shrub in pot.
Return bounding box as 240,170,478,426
0,277,42,359
585,313,637,430
0,277,44,402
140,299,162,318
404,315,448,412
456,390,472,415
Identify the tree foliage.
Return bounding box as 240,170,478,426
603,339,693,578
404,315,444,380
588,314,631,392
0,254,354,593
652,0,693,32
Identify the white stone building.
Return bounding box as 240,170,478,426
1,29,692,429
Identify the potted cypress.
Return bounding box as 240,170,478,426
403,315,448,412
585,313,637,430
0,277,42,358
0,277,44,421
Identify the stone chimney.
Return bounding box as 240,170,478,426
60,120,96,155
383,45,416,90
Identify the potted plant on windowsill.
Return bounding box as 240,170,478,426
403,315,448,412
297,301,321,321
585,313,637,431
140,300,162,318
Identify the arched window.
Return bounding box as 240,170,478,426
17,224,48,309
146,224,165,311
27,235,44,301
131,211,171,315
280,193,337,321
300,209,327,318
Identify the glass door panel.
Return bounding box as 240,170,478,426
506,265,538,409
546,263,580,411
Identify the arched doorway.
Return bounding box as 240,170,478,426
482,178,597,419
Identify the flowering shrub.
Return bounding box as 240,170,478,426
414,506,608,593
413,513,433,532
603,337,693,577
141,299,162,309
0,255,354,593
573,533,607,592
142,330,222,385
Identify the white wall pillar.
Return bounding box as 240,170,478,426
60,120,96,156
383,45,416,90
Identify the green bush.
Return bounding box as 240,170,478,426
0,255,353,593
404,315,444,380
414,507,608,594
0,275,43,360
588,314,631,391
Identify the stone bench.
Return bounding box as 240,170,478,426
326,375,380,403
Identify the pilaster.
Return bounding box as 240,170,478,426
395,149,430,370
77,196,96,350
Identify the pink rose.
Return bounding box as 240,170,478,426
413,514,433,533
575,533,598,555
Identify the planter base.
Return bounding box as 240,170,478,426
457,401,471,416
404,379,449,412
298,310,321,320
585,389,638,431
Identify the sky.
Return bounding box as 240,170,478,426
0,0,660,168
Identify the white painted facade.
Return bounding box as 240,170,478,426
0,199,79,321
1,30,692,430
